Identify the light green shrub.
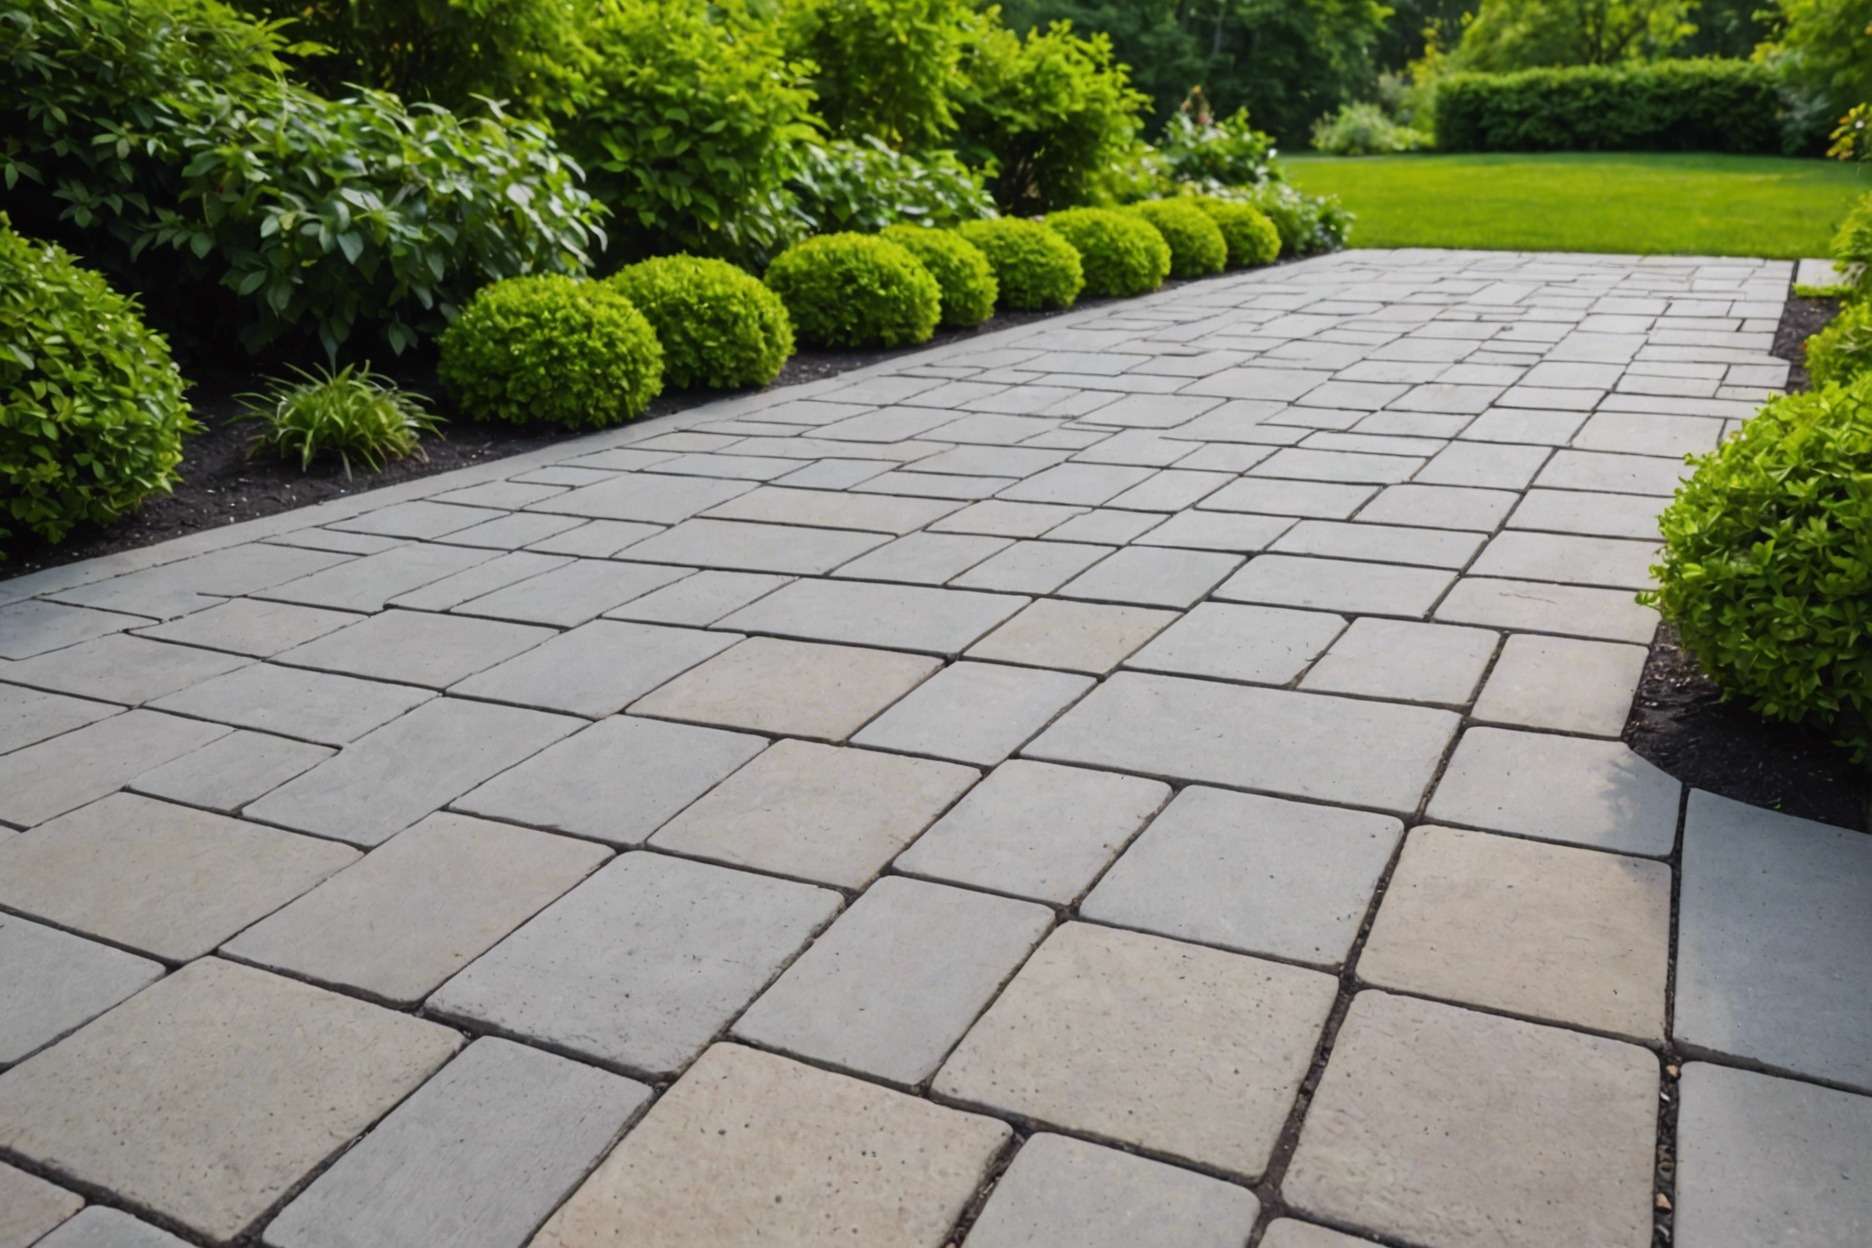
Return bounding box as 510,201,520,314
879,226,998,328
1127,200,1227,279
1805,300,1872,387
1043,208,1169,298
244,364,441,477
955,218,1084,311
763,233,942,348
609,255,794,390
1190,197,1281,269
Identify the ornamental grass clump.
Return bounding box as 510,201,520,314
243,364,442,478
1043,208,1170,298
879,225,998,328
955,218,1083,311
609,255,794,390
762,233,942,348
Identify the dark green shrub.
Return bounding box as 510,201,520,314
763,234,942,348
438,276,663,428
780,0,974,148
244,364,442,477
609,255,795,390
1641,382,1872,761
1190,197,1281,269
0,218,193,546
956,218,1084,310
1127,200,1226,279
1042,208,1169,298
1433,61,1782,153
1805,300,1872,387
788,138,997,236
880,226,998,328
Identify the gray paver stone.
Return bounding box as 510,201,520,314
603,569,790,625
453,560,690,627
33,1209,189,1248
0,600,143,660
1216,555,1453,617
1258,1222,1381,1248
2,635,248,706
1434,576,1658,643
0,915,163,1066
0,685,115,756
0,708,229,827
853,661,1093,767
151,663,432,746
451,620,739,717
0,1162,82,1248
279,609,553,689
1427,728,1679,855
1057,545,1241,608
128,730,331,813
718,578,1026,656
1471,634,1646,735
1126,602,1345,685
617,519,891,574
1300,617,1496,705
966,598,1176,674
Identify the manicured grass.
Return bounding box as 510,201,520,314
1282,152,1871,258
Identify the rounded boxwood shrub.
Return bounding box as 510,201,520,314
1191,197,1281,269
438,275,664,429
1640,381,1872,761
879,225,997,328
762,233,942,348
609,255,794,390
0,218,193,546
956,218,1084,311
1804,300,1872,388
1127,200,1227,279
1043,207,1170,298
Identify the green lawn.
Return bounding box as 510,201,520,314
1282,152,1871,258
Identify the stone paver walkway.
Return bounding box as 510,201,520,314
2,249,1869,1248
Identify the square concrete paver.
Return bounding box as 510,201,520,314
0,708,230,828
1057,545,1240,607
1300,617,1496,705
1673,1063,1872,1248
451,619,740,717
651,738,975,887
0,1160,81,1248
128,730,332,812
1358,826,1670,1041
1126,602,1345,685
963,1133,1260,1248
1471,634,1647,735
965,598,1176,674
1427,728,1679,856
0,793,356,961
1284,991,1656,1248
1083,787,1401,969
896,760,1168,904
263,1038,649,1248
734,877,1051,1086
935,923,1337,1179
0,915,163,1066
1675,791,1872,1091
531,1044,1009,1248
225,813,608,1005
853,661,1092,766
428,853,838,1076
0,959,461,1245
631,636,938,742
454,715,764,847
280,609,553,689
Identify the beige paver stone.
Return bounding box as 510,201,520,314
853,661,1092,766
935,923,1336,1179
150,662,432,746
0,684,116,756
1427,727,1679,855
0,708,230,828
0,959,461,1245
1471,634,1647,735
1259,1221,1381,1248
1,634,249,705
128,730,332,812
965,598,1176,674
35,1207,189,1248
532,1044,1009,1248
0,1159,81,1247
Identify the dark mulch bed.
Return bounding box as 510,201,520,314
1770,291,1838,391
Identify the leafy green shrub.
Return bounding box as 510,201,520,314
244,364,442,477
1804,300,1872,387
0,218,193,546
1189,197,1281,268
1309,102,1433,155
609,255,794,390
1233,182,1355,258
1043,208,1169,298
1,0,603,357
880,226,998,328
954,17,1150,214
1830,191,1872,301
1433,60,1782,153
553,0,815,266
780,0,974,148
763,233,942,348
1156,101,1279,188
956,218,1084,310
788,138,997,236
1642,382,1872,761
1127,200,1226,279
439,276,663,428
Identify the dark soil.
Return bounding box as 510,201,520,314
1770,292,1839,390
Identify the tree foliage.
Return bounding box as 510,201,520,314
1449,0,1699,71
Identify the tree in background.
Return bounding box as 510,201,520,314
1447,0,1697,70
1758,0,1872,148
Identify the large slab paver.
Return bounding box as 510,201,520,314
651,738,974,887
451,619,739,717
1359,826,1670,1040
455,715,764,847
0,792,355,961
0,958,461,1245
128,730,331,811
1675,791,1872,1090
0,684,116,756
532,1044,1009,1248
734,877,1051,1086
717,578,1026,656
1026,672,1458,815
0,1162,81,1248
34,1209,189,1248
0,708,229,827
1284,991,1656,1248
853,661,1092,766
1,634,248,705
0,599,144,660
1083,787,1401,969
244,698,581,847
962,1134,1260,1248
429,853,839,1076
0,915,162,1066
965,598,1175,673
263,1039,649,1248
451,559,689,627
1674,1063,1872,1248
1056,545,1241,607
632,636,938,741
279,609,553,689
225,813,608,1005
1472,633,1646,735
260,542,495,611
151,662,432,745
1435,576,1658,643
1126,602,1345,685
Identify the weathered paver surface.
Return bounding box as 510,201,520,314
1,249,1864,1247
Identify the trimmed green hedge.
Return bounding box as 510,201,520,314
1434,60,1782,153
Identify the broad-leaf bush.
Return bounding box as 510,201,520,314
1805,300,1872,387
763,233,942,348
1190,196,1281,268
781,0,973,148
1128,200,1226,279
243,363,442,477
957,218,1085,310
439,276,663,428
1043,208,1169,297
1830,191,1872,300
0,218,193,546
609,255,795,390
880,226,998,328
1309,102,1432,155
1156,99,1279,188
1233,182,1355,258
1641,383,1872,761
788,138,997,236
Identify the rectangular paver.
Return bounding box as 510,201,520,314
0,915,162,1066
